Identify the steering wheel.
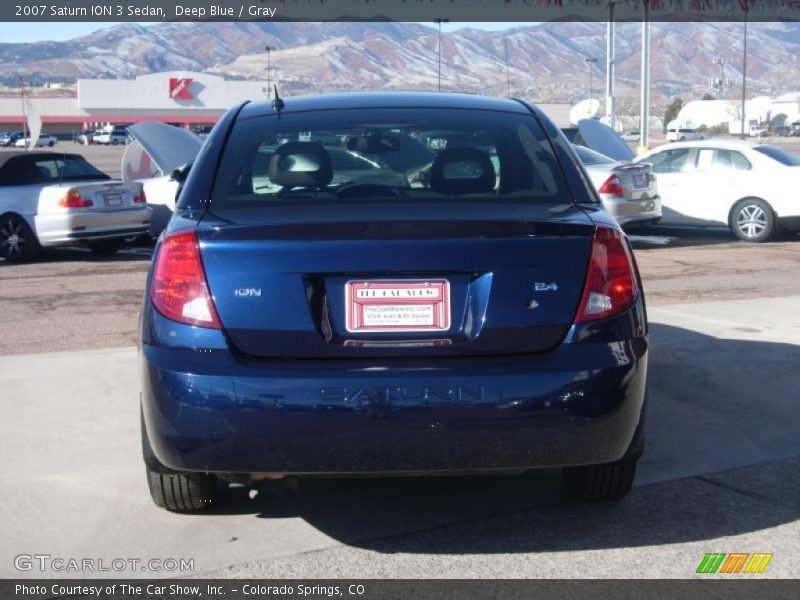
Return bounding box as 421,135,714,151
334,183,405,199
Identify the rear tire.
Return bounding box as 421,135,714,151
88,239,126,254
731,198,775,243
146,469,217,512
0,214,41,262
563,455,638,501
142,411,216,511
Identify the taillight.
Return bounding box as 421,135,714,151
133,187,147,204
150,230,221,329
58,189,93,208
598,174,624,197
574,227,638,323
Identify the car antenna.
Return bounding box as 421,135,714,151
272,85,284,118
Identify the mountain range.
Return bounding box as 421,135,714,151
2,21,800,105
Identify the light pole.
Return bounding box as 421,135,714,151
585,57,597,116
740,7,749,140
265,45,273,99
434,18,449,92
640,1,651,152
606,0,624,132
18,75,27,143
504,38,511,97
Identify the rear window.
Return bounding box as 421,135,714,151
210,107,568,209
753,145,800,166
573,144,616,166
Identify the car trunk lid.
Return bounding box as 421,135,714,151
196,206,596,358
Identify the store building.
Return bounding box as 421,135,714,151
0,71,268,136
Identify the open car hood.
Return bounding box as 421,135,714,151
122,122,202,181
576,119,635,162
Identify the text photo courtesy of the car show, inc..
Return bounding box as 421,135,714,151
1,1,799,598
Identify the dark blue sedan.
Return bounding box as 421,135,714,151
139,92,648,511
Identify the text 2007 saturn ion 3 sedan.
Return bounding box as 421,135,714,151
140,92,648,511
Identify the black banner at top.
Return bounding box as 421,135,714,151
4,0,800,23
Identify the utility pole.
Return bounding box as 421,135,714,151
640,1,651,152
740,7,749,140
714,57,728,98
504,38,511,97
606,1,617,131
434,18,449,92
585,57,597,116
265,45,273,99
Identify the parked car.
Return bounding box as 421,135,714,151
635,140,800,242
666,127,704,142
13,134,58,148
0,151,151,262
0,132,24,147
93,129,129,145
77,130,95,145
140,92,648,511
573,144,661,227
620,131,641,142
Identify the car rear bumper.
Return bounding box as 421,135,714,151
601,195,662,226
34,207,152,245
141,333,648,476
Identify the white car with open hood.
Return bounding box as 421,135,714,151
0,151,151,262
123,122,203,238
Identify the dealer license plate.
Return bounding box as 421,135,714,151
345,280,451,333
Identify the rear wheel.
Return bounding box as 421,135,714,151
142,412,216,511
731,198,775,242
0,214,41,262
88,239,126,254
563,455,638,501
146,469,216,512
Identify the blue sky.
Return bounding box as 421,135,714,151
1,21,523,43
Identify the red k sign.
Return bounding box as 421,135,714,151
169,78,193,100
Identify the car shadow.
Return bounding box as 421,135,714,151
198,323,800,554
0,245,152,267
627,223,800,250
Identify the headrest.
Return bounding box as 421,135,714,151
267,141,333,190
429,147,496,196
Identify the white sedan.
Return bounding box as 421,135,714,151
14,134,58,148
635,140,800,242
0,151,151,262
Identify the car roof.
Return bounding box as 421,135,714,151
648,139,764,151
237,91,533,120
0,151,83,171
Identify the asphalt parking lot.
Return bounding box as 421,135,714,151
0,141,799,579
